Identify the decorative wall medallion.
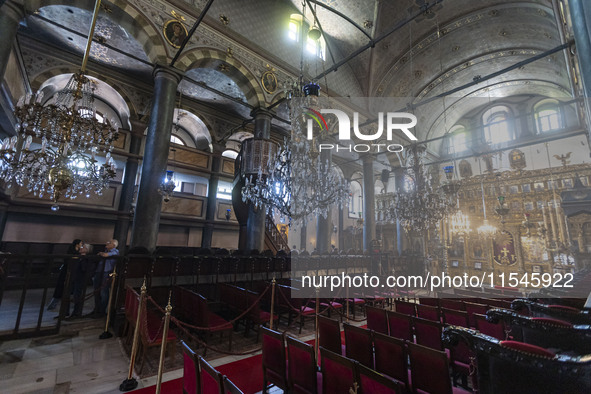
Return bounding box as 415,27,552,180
509,149,526,170
163,19,187,48
261,70,278,94
459,159,472,178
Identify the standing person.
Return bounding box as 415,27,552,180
89,239,119,318
68,243,93,319
47,239,82,311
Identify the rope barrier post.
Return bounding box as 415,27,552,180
155,293,172,394
314,286,320,358
269,278,276,329
120,278,146,392
346,282,350,322
100,266,117,339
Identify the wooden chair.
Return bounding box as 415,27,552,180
181,340,199,394
261,326,288,393
373,332,409,391
318,315,344,355
357,363,405,394
320,347,359,394
344,323,374,368
286,335,321,394
199,356,224,394
223,376,244,394
386,310,413,341
366,305,389,335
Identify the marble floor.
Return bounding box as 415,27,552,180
0,316,324,394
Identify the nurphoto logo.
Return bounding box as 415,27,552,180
305,108,418,153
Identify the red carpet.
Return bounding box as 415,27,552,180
216,354,264,394
131,377,183,393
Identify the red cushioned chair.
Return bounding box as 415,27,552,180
182,340,199,394
413,317,443,351
416,304,441,322
408,342,469,394
196,293,233,353
320,347,359,394
286,335,321,394
358,363,405,394
223,376,243,394
199,356,224,394
464,302,489,328
442,308,469,328
474,313,506,340
395,299,416,316
373,332,409,391
440,299,464,311
245,290,278,342
261,326,288,393
318,315,344,355
386,310,413,341
344,323,374,368
366,305,389,335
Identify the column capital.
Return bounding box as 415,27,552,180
250,107,275,120
152,64,184,84
129,118,147,137
1,1,25,23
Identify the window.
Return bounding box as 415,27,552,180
535,100,562,133
170,135,185,145
483,106,513,144
447,125,468,154
349,180,362,217
306,35,326,60
217,180,233,200
288,14,303,41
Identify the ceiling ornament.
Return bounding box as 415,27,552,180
1,0,119,211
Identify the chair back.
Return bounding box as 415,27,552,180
199,356,224,394
419,298,439,307
261,326,288,390
474,313,506,340
416,304,440,322
358,363,405,394
344,323,374,368
464,302,489,327
440,298,464,311
320,347,358,394
366,305,388,335
394,300,416,316
286,335,318,394
441,308,469,328
413,317,444,350
386,310,413,341
181,340,199,394
318,315,342,355
408,342,453,394
373,332,408,389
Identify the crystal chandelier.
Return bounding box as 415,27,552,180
0,0,118,210
391,144,455,233
159,147,178,203
449,210,471,237
241,83,349,224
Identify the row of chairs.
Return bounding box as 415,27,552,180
173,286,233,352
261,325,407,394
182,340,242,394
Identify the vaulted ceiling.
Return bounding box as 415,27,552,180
16,0,574,147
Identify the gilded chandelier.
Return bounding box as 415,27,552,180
0,0,118,210
241,83,349,224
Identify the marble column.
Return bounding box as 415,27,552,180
113,121,143,251
338,206,344,251
245,108,273,251
0,1,24,82
362,154,376,252
130,65,183,252
568,0,591,111
202,153,222,248
316,149,332,253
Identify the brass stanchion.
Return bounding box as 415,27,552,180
120,278,146,392
99,266,117,339
155,293,172,394
314,286,320,358
346,285,350,322
269,278,276,329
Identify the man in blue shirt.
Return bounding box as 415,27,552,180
91,239,119,317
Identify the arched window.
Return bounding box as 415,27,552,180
483,105,513,144
170,135,185,145
447,124,468,154
349,180,362,217
222,150,239,159
535,100,562,133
